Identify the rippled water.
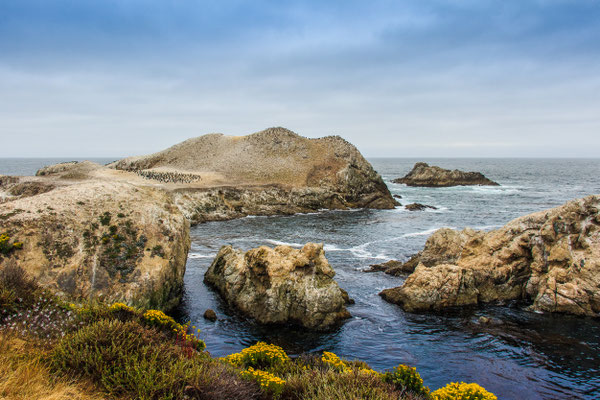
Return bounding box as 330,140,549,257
177,159,600,400
3,158,600,399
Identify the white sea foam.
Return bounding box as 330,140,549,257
187,253,216,259
401,226,455,237
264,239,304,248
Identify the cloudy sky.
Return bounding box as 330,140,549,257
1,0,599,157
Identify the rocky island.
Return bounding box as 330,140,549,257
393,162,499,187
204,243,351,330
0,127,395,310
380,195,600,317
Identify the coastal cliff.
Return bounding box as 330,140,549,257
380,195,600,317
0,176,190,310
111,127,397,223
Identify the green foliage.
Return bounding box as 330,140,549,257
51,319,206,400
99,211,111,226
0,232,23,255
381,364,431,397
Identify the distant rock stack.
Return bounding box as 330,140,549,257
393,162,499,187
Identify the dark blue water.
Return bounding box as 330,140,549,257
3,158,600,399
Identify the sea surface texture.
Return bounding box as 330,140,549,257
2,158,600,400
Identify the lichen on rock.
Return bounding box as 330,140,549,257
204,243,351,330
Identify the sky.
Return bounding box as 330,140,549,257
0,0,599,158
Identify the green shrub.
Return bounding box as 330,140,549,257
281,369,421,400
381,364,430,397
51,319,211,399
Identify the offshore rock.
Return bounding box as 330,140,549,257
0,180,190,310
405,203,437,211
380,196,600,317
204,243,351,330
393,162,499,187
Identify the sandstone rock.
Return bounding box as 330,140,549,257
380,196,600,317
0,180,190,310
405,203,437,211
366,259,416,275
110,127,397,222
204,243,351,330
203,309,217,321
393,162,499,187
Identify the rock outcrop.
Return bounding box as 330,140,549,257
380,196,600,317
366,259,418,275
393,162,499,187
204,243,351,330
0,179,190,310
110,127,397,223
405,203,437,211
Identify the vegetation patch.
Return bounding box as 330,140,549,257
0,233,23,256
0,262,497,400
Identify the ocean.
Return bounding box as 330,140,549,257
2,158,600,400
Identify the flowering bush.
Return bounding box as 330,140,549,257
224,342,290,369
0,233,23,255
109,302,135,313
241,367,286,397
321,351,352,373
381,364,430,396
432,382,497,400
142,309,205,352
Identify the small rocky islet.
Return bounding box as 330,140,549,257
394,162,500,187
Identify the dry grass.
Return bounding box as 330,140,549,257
0,334,104,400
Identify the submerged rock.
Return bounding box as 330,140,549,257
380,195,600,317
393,162,499,187
204,243,351,330
0,180,190,310
405,203,437,211
203,309,217,321
366,259,417,275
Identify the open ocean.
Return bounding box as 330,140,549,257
2,158,600,400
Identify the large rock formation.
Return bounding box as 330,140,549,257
380,196,600,317
204,243,351,330
0,176,190,310
111,127,397,223
393,162,499,187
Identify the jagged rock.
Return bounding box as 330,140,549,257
393,194,402,199
203,309,217,321
380,195,600,317
366,259,418,275
393,162,499,187
405,203,437,211
0,180,190,310
204,243,351,330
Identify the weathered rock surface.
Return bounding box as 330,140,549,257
393,162,499,187
0,180,190,310
366,259,418,275
204,243,351,330
111,127,397,222
380,196,600,317
405,203,437,211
